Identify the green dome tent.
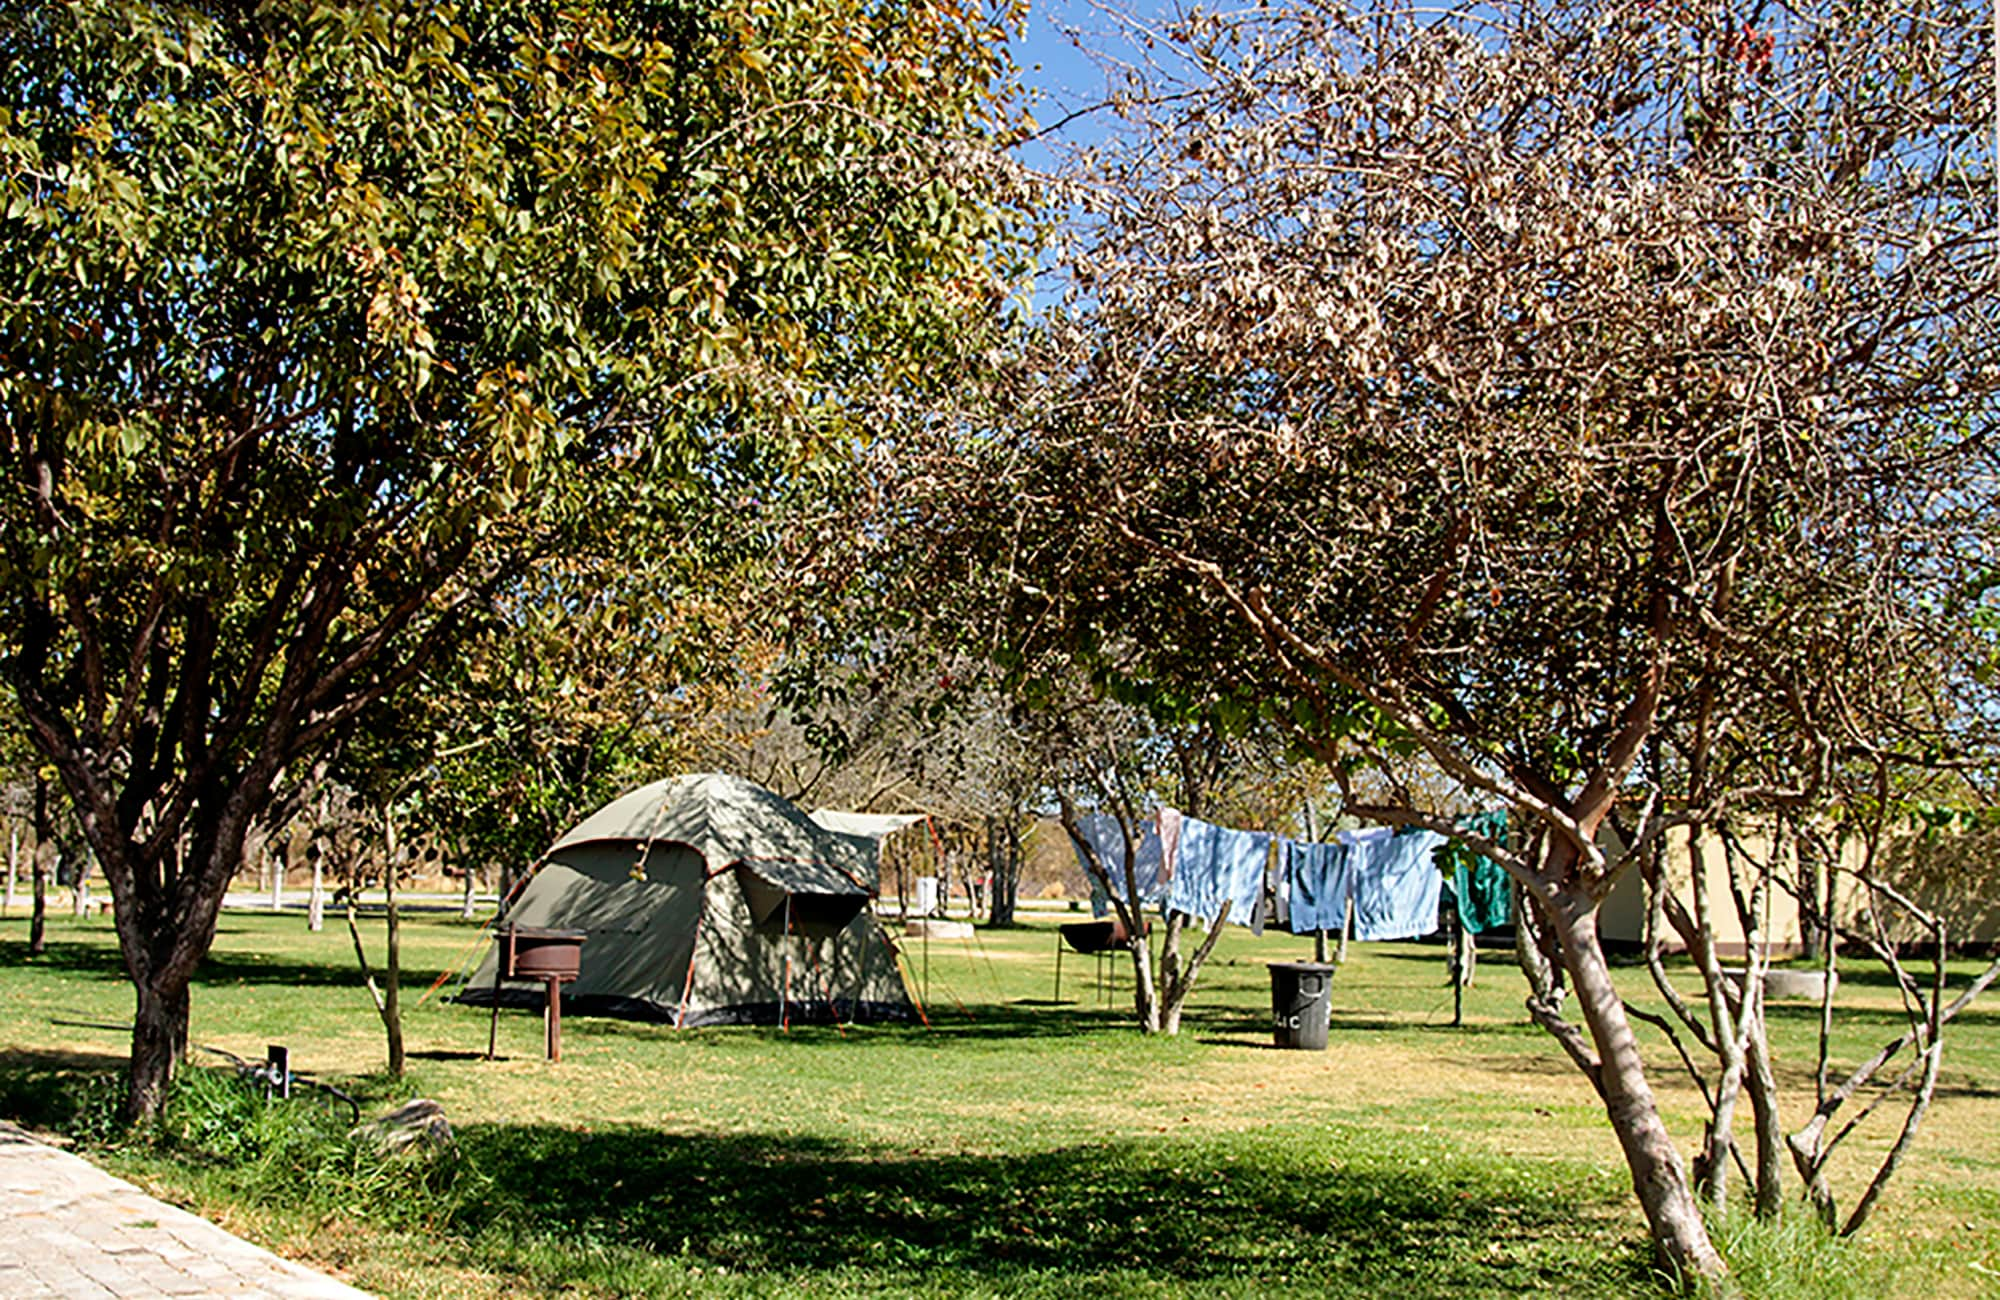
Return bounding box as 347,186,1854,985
459,773,916,1027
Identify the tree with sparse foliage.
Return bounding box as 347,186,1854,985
874,0,1994,1279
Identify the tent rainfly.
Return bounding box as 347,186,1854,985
808,809,928,840
459,773,915,1026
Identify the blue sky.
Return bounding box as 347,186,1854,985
1004,0,1167,166
1009,0,1118,121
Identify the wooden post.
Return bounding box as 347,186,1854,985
487,927,507,1061
543,976,563,1062
1452,906,1465,1028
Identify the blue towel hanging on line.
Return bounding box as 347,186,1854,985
1169,816,1272,932
1349,828,1445,942
1284,839,1351,934
1067,814,1167,917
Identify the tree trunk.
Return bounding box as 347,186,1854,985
126,971,191,1126
71,853,89,917
895,840,908,922
245,821,271,905
988,808,1021,926
112,817,255,1124
1515,884,1556,999
1158,904,1230,1035
308,850,326,932
1158,914,1186,1034
459,842,477,921
383,813,406,1078
1447,897,1477,988
343,871,404,1077
978,815,996,925
29,839,49,956
1010,814,1025,918
1703,1043,1747,1214
1058,797,1164,1033
1796,835,1825,969
1743,1005,1786,1219
1688,829,1745,1214
1127,930,1160,1033
1552,897,1726,1281
4,817,16,916
29,775,50,954
268,836,287,911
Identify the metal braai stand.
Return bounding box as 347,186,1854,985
495,926,587,1062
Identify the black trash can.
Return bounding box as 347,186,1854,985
1268,961,1336,1050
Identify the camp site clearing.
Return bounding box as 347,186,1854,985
3,900,1997,1300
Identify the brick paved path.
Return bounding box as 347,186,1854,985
0,1122,372,1298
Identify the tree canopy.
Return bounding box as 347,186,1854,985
0,0,1027,1121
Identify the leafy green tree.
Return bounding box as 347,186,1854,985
0,0,1023,1122
395,542,781,900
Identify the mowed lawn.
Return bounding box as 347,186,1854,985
2,903,1996,1298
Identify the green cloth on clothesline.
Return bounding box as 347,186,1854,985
1437,810,1513,933
1450,862,1512,932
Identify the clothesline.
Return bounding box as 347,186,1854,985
1067,808,1512,942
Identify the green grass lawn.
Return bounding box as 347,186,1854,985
2,901,1996,1298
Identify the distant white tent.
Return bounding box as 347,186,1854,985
809,810,928,840
811,810,938,913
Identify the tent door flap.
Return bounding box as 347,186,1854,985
736,865,867,939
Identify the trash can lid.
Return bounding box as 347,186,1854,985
1265,961,1337,973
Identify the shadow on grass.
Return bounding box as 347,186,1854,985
0,1048,126,1131
406,1049,489,1062
553,1000,1179,1048
448,1123,1651,1296
0,1051,1655,1295
666,996,1558,1052
0,938,452,995
0,938,133,986
1760,999,1999,1033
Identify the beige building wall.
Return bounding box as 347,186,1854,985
1598,826,1812,955
1870,827,2000,949
1598,824,2000,954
